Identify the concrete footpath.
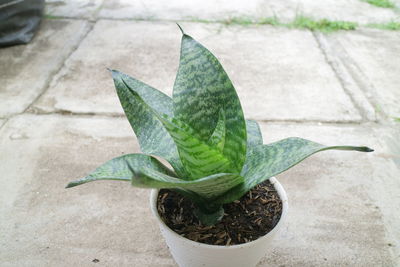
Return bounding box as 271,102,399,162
1,1,399,266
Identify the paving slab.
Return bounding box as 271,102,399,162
98,0,399,24
256,122,399,266
0,114,175,266
45,0,104,19
98,0,273,20
325,29,400,119
0,19,90,118
268,0,399,24
0,114,398,266
33,21,361,122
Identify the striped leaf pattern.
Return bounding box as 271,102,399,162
245,119,263,150
173,33,247,173
215,137,373,204
66,153,175,188
157,114,235,180
67,29,373,226
207,109,226,152
111,70,186,177
120,77,235,180
66,154,243,199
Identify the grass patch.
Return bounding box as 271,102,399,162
187,18,215,24
44,14,64,19
394,117,400,122
221,16,282,26
290,16,358,32
222,17,255,26
189,15,400,32
219,16,357,32
258,16,281,26
362,0,395,8
367,21,400,30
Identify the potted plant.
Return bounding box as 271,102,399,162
66,25,373,267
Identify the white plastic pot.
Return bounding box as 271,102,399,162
150,177,288,267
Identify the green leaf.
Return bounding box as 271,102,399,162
120,78,237,180
193,206,224,226
207,109,226,152
66,153,175,188
66,154,243,199
173,33,247,172
157,114,236,179
139,168,243,199
111,70,186,177
245,119,263,149
215,137,373,204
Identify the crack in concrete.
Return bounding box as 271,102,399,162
312,31,377,122
27,108,125,118
25,108,372,125
0,118,8,131
322,31,391,122
22,20,95,116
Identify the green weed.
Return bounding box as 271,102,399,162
368,21,400,30
222,17,255,26
258,16,281,26
291,16,358,32
362,0,395,8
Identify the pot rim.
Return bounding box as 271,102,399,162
150,176,288,250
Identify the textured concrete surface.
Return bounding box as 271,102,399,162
326,29,400,119
257,122,400,266
313,32,377,122
45,0,103,19
1,1,400,266
33,21,361,122
268,0,399,24
0,115,398,266
98,0,274,20
0,114,175,266
0,19,90,118
97,0,399,24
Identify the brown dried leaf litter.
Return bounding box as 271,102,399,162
157,180,282,246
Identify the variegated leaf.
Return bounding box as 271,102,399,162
157,114,235,180
121,78,236,180
215,137,373,204
66,154,243,199
111,70,186,177
173,32,247,172
66,153,175,188
138,167,243,199
245,119,263,149
207,109,226,152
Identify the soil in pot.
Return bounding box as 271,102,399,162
157,180,282,246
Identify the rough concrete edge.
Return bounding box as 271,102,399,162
26,20,94,116
45,0,105,21
370,127,400,266
90,0,106,21
30,108,125,118
336,28,396,122
0,119,7,130
313,32,377,122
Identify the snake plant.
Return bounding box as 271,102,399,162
66,25,373,225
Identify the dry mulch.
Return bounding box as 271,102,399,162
157,180,282,246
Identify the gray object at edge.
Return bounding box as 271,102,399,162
0,0,44,47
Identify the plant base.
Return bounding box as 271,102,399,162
157,180,282,245
150,177,288,267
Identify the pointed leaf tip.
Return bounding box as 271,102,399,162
65,182,76,188
176,23,185,35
